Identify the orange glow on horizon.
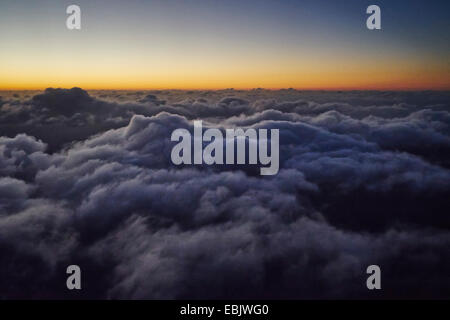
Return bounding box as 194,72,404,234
1,66,449,91
1,49,448,91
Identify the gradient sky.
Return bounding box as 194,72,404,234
0,0,449,90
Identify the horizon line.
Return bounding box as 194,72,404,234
1,86,449,92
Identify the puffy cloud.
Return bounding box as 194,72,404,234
0,88,449,298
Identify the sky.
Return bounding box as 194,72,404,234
0,0,449,90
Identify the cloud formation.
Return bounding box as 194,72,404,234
0,88,449,299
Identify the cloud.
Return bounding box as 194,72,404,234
0,88,449,298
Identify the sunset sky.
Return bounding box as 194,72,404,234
0,0,449,90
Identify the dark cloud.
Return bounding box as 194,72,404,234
0,88,449,299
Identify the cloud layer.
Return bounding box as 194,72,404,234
0,88,449,299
